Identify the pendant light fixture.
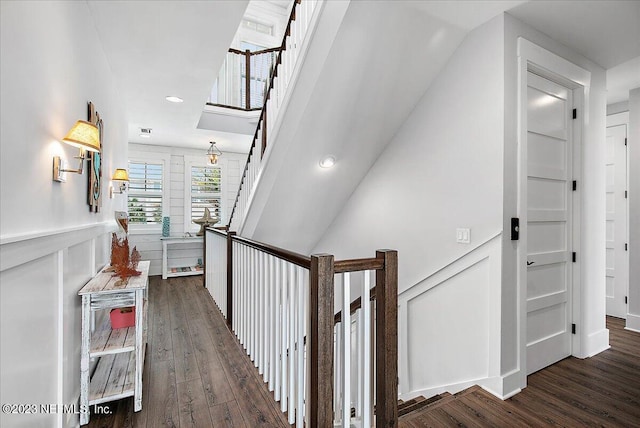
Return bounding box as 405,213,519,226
207,141,222,165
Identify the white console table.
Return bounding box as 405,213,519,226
161,236,204,279
78,261,149,425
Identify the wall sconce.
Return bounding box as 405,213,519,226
110,168,129,198
207,141,222,165
53,120,100,182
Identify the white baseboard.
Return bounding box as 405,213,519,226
626,313,640,332
398,378,482,402
479,370,523,400
579,328,610,358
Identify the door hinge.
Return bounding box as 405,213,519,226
625,190,628,199
571,323,576,334
625,296,628,304
572,252,577,263
511,218,520,240
625,137,628,146
572,108,577,119
625,243,628,251
572,180,577,191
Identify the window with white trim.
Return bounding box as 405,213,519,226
127,161,163,225
190,165,223,225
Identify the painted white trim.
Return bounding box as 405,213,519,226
56,250,64,428
128,150,172,235
582,328,610,358
398,232,502,399
605,112,630,323
0,221,116,272
183,155,228,233
480,369,523,400
607,111,630,127
518,38,591,89
517,37,591,382
626,313,640,332
398,378,484,402
399,231,502,297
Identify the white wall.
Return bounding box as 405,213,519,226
0,2,127,426
313,15,504,291
503,13,608,392
128,143,245,276
628,87,640,331
314,11,609,400
314,15,505,397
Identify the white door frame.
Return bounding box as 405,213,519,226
516,38,591,387
606,111,630,320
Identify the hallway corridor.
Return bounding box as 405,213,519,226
87,275,289,427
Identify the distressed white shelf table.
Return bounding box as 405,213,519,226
78,261,149,425
161,236,204,279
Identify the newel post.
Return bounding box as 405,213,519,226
203,228,207,288
376,249,398,427
245,50,251,110
309,253,334,427
227,231,236,328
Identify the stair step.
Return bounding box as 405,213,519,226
398,385,482,422
398,394,447,417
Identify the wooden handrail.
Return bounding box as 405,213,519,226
228,46,282,56
207,227,228,237
334,257,384,273
232,234,311,269
205,225,398,427
205,102,262,112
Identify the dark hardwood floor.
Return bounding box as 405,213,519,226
400,316,640,427
86,275,289,428
88,275,640,427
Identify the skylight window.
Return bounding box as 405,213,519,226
242,18,273,36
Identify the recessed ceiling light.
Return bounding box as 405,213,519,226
165,96,183,103
319,155,336,168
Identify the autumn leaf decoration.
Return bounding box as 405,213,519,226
110,233,141,281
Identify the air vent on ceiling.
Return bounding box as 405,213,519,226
140,128,152,134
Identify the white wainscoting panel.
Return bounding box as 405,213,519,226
0,223,114,428
398,232,502,400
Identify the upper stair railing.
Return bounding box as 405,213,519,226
208,47,280,111
205,227,398,427
228,0,321,232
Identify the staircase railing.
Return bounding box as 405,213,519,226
228,0,321,232
205,228,398,427
208,47,280,111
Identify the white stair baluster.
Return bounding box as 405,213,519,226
341,272,351,427
361,271,372,428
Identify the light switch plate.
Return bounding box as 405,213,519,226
456,228,470,244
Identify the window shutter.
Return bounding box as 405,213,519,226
191,166,222,224
128,162,163,224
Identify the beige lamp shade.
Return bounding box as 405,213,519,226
112,168,129,181
62,120,100,152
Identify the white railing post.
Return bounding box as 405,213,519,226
341,272,351,427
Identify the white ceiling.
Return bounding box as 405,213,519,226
607,56,640,105
87,0,250,153
508,0,640,104
507,0,640,70
87,0,640,159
